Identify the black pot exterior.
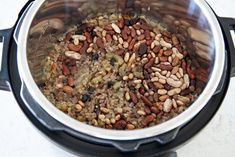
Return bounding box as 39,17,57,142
8,34,230,157
0,1,234,157
0,28,13,91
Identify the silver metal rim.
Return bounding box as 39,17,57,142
16,0,225,140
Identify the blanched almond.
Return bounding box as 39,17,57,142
111,23,121,33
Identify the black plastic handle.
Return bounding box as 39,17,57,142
0,0,34,92
218,17,235,77
0,28,14,91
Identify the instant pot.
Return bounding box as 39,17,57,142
0,0,235,156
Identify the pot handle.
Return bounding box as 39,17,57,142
0,28,14,91
0,1,34,91
218,17,235,77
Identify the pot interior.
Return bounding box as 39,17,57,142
28,0,214,85
25,0,222,135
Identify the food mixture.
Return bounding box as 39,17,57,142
40,14,200,130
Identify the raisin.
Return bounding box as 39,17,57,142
124,19,131,26
148,82,157,92
91,53,99,61
138,43,148,56
81,94,91,102
129,17,139,25
91,31,97,38
143,70,150,79
107,81,114,89
139,87,145,95
87,86,95,94
76,23,88,34
114,120,127,129
86,26,94,32
94,104,100,115
128,85,136,91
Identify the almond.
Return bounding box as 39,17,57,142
116,49,125,56
142,115,155,126
67,43,82,52
172,35,179,45
131,28,136,37
171,66,179,75
159,56,168,62
105,34,113,42
172,56,179,66
162,31,171,38
65,32,72,42
128,38,136,50
127,36,132,43
122,30,128,40
79,42,89,54
62,64,70,75
133,24,141,30
159,95,169,101
159,64,173,71
164,37,172,44
153,45,161,53
146,39,153,46
137,34,145,41
123,26,131,34
151,106,160,114
104,25,113,31
144,106,151,114
96,37,104,48
163,50,173,56
117,17,124,29
84,32,92,43
141,96,153,106
144,58,155,69
129,91,138,104
154,82,164,89
51,63,57,73
145,30,151,40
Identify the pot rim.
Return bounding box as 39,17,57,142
16,0,225,140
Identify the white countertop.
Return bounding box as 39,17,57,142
0,0,235,157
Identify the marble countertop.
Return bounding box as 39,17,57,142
0,0,235,156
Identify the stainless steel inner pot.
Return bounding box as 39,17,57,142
16,0,224,140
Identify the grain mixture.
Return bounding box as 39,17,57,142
40,14,201,130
